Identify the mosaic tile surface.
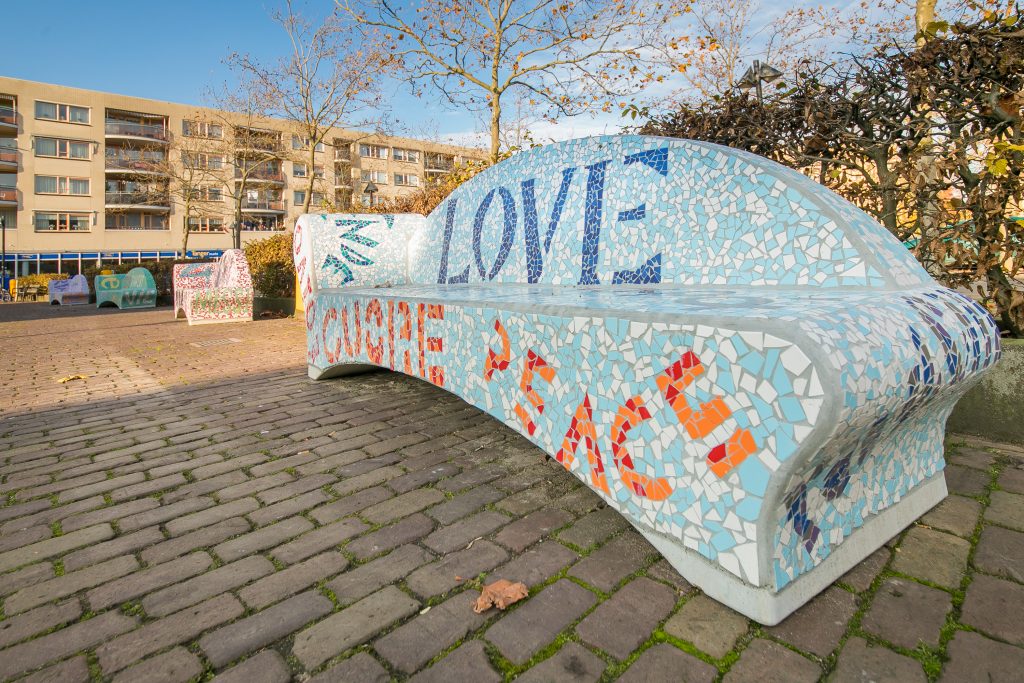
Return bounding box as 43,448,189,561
173,249,253,324
95,268,157,310
293,135,1000,607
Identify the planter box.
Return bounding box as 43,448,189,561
948,339,1024,445
253,296,295,318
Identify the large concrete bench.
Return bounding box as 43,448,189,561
95,268,156,309
173,250,253,325
294,135,1001,624
49,274,90,306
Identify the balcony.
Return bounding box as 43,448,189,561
105,214,170,231
0,105,16,131
235,167,285,184
105,121,169,143
0,147,16,169
105,156,167,175
335,148,352,162
241,199,286,213
105,192,171,211
0,185,15,205
424,155,455,172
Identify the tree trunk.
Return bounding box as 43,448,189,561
987,264,1023,337
303,143,315,214
234,194,243,250
182,212,191,257
490,94,502,164
915,0,937,43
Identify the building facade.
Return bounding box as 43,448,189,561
0,77,483,275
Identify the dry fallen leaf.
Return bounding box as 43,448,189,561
473,580,529,613
58,375,88,383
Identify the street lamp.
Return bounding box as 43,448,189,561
736,59,783,104
363,180,378,208
0,215,6,297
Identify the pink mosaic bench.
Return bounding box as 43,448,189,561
294,135,1000,624
173,249,254,325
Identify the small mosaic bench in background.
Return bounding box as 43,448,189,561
294,135,1001,624
95,267,156,310
173,249,253,325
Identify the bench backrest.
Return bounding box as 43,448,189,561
50,274,89,295
96,268,155,292
295,135,932,295
211,249,252,290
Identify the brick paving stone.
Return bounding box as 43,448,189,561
516,642,607,682
119,497,214,533
142,555,275,617
292,585,419,669
271,517,367,565
19,655,91,683
999,462,1024,495
723,639,821,683
0,563,54,597
109,473,188,502
424,510,511,554
362,488,447,525
0,600,82,648
239,551,348,610
436,463,506,494
309,486,393,524
216,472,296,502
960,573,1024,645
348,513,436,560
305,652,391,682
831,637,926,683
426,484,505,524
0,610,138,680
406,540,509,599
973,524,1024,581
211,650,292,683
568,530,658,592
140,517,250,565
486,579,598,665
490,540,579,588
551,486,605,515
257,473,335,505
645,559,695,593
945,464,990,497
892,526,970,588
97,593,244,674
0,523,113,572
495,486,556,516
494,507,573,552
556,506,629,550
949,446,997,471
200,590,333,667
664,594,749,659
111,646,203,683
363,432,429,456
941,630,1024,682
408,640,501,683
58,472,146,503
0,526,50,553
766,585,857,657
61,498,160,532
165,497,260,536
328,544,436,605
861,577,952,649
213,515,313,562
919,495,982,538
88,549,212,608
389,462,462,493
0,499,51,524
6,554,139,614
333,465,405,496
375,592,485,673
162,471,249,504
987,490,1024,530
576,576,675,659
250,489,329,526
1,496,105,534
618,643,717,683
840,547,891,592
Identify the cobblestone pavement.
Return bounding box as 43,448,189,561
1,303,1023,682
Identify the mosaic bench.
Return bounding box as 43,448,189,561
173,249,253,325
294,135,1000,624
95,267,157,309
49,274,90,306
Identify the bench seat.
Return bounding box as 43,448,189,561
295,135,1000,624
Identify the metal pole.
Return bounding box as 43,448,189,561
1,216,6,295
753,59,763,105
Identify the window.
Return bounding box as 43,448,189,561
359,144,388,159
292,136,325,152
35,101,89,124
106,213,168,230
392,148,419,163
311,191,324,205
183,153,223,169
293,163,307,178
35,175,90,196
182,120,222,138
187,216,224,232
360,170,388,184
394,173,419,187
313,165,324,179
294,190,306,205
191,186,222,201
360,194,373,207
35,137,91,160
34,211,90,231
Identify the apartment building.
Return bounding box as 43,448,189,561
0,77,483,275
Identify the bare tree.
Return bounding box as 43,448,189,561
227,1,389,215
338,0,685,161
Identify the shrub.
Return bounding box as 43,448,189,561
244,233,295,298
15,273,68,295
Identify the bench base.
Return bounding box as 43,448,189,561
638,472,947,625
